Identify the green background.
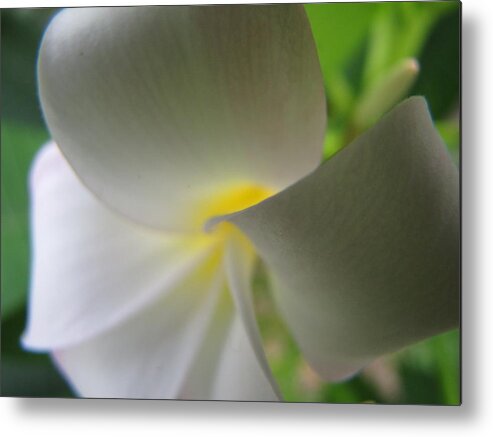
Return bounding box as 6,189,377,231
1,3,460,403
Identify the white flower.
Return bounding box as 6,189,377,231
22,5,459,401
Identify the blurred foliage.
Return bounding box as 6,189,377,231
1,4,460,403
2,122,47,317
1,8,71,397
306,1,460,160
1,8,55,126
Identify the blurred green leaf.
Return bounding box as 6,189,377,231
1,8,55,126
437,118,460,164
429,330,460,405
393,330,460,405
1,308,73,397
318,375,381,404
1,121,47,317
411,6,461,119
363,2,455,88
306,2,380,115
306,3,378,77
308,1,458,154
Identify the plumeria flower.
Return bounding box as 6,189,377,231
22,5,459,401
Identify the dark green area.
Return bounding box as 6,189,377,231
1,8,55,126
1,122,47,316
411,8,461,119
1,308,72,397
1,8,71,398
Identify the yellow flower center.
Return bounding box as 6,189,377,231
184,182,274,274
193,182,274,236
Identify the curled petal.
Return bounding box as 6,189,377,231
211,312,280,402
38,6,326,231
23,143,213,350
227,97,459,380
180,233,281,401
215,233,281,401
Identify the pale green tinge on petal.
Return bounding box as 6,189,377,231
216,234,281,401
38,5,326,231
181,235,281,401
228,97,459,380
22,143,214,350
177,234,280,401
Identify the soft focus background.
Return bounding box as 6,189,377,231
1,2,460,403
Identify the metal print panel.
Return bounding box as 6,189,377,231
1,2,460,404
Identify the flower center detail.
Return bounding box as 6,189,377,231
194,182,274,235
185,183,274,273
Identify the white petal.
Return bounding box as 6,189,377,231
211,312,279,402
38,6,326,231
213,233,280,401
23,143,214,350
227,97,460,380
52,262,224,399
175,287,234,400
179,234,280,401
